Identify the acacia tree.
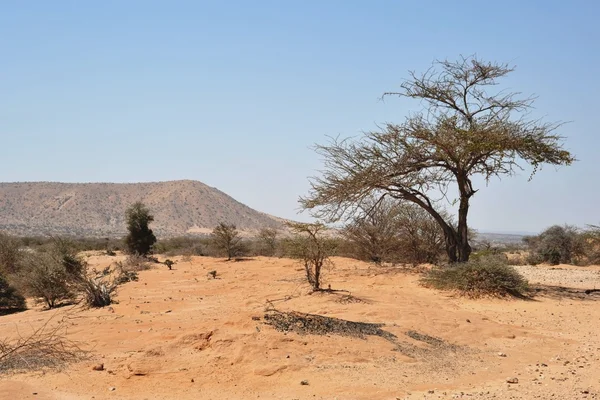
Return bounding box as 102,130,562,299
211,223,243,260
301,56,574,262
125,202,157,256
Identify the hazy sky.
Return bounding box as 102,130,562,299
1,1,598,234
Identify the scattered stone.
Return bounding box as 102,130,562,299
466,319,471,323
252,316,261,321
109,387,116,391
191,378,194,383
300,380,309,385
92,363,104,371
498,352,507,357
506,377,519,384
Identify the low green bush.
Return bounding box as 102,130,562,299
421,255,529,298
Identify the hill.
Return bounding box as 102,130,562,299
0,180,283,237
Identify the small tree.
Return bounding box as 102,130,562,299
211,223,243,260
257,228,279,256
301,56,574,263
125,202,157,256
286,222,334,291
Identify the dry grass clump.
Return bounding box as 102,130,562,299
123,254,153,271
0,316,83,374
421,255,529,298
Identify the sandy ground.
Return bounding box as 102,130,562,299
0,255,599,400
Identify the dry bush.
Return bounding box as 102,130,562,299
123,254,152,271
0,273,26,313
421,255,529,298
343,198,447,265
524,225,587,265
0,315,83,374
16,252,78,309
285,222,335,291
0,232,22,275
79,275,118,308
256,228,279,256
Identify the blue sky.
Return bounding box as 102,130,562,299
1,1,598,233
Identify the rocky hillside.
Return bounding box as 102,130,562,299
0,180,283,237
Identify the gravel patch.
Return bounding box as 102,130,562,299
514,265,600,289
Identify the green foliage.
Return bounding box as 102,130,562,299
125,202,157,256
0,273,26,312
421,255,529,298
211,223,244,260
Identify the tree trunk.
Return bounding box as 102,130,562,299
456,174,473,263
457,196,471,262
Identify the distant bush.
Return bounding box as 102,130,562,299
421,255,529,298
523,225,587,265
154,236,206,257
342,198,448,265
211,223,245,260
0,273,26,312
123,254,152,271
0,232,22,275
256,228,279,256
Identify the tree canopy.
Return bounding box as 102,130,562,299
301,56,574,262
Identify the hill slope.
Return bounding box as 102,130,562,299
0,180,282,237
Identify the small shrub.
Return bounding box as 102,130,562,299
525,252,544,266
79,276,118,308
113,262,139,284
17,252,77,309
421,255,529,298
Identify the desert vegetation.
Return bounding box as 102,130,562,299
300,56,574,263
1,58,597,400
